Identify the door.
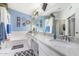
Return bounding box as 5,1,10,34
68,14,75,36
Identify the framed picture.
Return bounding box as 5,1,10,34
16,17,21,27
40,20,42,27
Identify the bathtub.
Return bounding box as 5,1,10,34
0,31,39,56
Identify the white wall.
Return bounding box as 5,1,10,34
0,7,8,24
8,3,41,15
60,3,79,38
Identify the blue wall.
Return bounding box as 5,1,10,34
8,9,32,31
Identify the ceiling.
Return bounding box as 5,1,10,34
8,3,42,15
42,3,70,16
8,3,70,16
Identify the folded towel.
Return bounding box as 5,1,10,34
0,22,7,43
7,24,11,34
